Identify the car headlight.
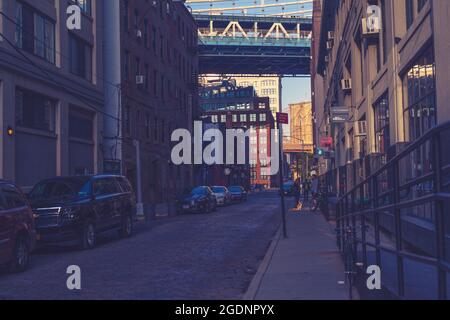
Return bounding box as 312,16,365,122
61,206,81,220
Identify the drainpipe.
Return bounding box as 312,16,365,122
133,139,144,219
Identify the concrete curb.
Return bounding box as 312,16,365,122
242,227,282,300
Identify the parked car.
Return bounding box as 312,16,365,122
29,175,136,250
254,184,265,192
211,186,231,206
178,186,217,214
0,181,36,272
281,181,296,196
229,186,247,202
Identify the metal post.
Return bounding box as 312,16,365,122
393,162,405,297
133,139,145,219
373,175,381,267
278,121,288,239
432,132,447,300
277,78,287,239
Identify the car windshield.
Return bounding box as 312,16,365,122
29,177,91,200
283,182,294,189
190,187,207,195
229,187,242,193
212,187,226,193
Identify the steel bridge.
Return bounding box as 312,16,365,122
193,14,312,76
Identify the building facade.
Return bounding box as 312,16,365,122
199,80,275,188
283,102,314,180
103,0,199,207
313,0,450,195
0,0,104,188
284,102,314,154
232,76,281,116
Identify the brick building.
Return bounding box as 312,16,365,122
199,80,275,188
103,0,199,208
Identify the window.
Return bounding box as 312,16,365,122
161,120,165,142
153,69,158,95
220,115,227,123
403,47,436,141
232,114,238,123
94,178,121,196
380,0,387,65
405,0,414,29
373,94,390,155
15,88,55,132
124,51,130,80
2,185,27,209
134,9,138,31
123,0,129,31
69,34,92,81
144,64,149,90
145,113,150,139
69,107,94,141
144,19,149,48
211,115,218,123
15,1,55,64
73,0,92,15
260,114,267,122
135,57,140,77
152,27,158,56
125,106,131,135
250,114,257,122
240,114,247,122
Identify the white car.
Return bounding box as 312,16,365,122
211,186,231,206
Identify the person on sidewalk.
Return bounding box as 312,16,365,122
293,178,302,211
310,173,320,210
303,179,311,202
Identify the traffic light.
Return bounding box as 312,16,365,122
316,148,324,156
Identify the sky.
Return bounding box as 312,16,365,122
282,77,311,111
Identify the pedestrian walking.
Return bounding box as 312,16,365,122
293,178,302,211
303,179,311,202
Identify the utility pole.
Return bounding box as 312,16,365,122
277,120,288,239
277,76,288,239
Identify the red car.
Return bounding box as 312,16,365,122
0,181,36,272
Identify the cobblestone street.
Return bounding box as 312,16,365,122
0,191,281,300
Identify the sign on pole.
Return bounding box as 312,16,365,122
276,112,289,124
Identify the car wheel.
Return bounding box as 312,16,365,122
119,215,133,238
8,236,29,273
81,221,96,250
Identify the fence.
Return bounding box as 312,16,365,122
336,121,450,299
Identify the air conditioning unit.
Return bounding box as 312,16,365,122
151,0,157,7
355,120,367,136
328,31,335,40
326,40,333,50
341,79,352,91
136,30,142,38
325,55,330,63
136,75,145,85
362,17,381,36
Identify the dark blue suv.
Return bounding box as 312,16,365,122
29,175,136,250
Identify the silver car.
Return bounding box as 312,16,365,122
211,186,231,206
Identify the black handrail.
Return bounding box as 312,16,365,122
335,121,450,300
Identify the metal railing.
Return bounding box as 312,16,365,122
336,121,450,299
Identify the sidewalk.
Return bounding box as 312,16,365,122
244,204,352,300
